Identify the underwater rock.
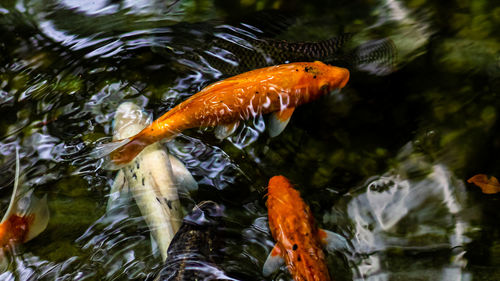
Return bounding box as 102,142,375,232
153,201,235,281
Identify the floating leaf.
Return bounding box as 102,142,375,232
467,174,500,194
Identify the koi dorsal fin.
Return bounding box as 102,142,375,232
199,79,240,95
262,244,284,277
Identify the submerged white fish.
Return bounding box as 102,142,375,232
108,102,198,261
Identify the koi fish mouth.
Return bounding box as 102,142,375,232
339,69,350,88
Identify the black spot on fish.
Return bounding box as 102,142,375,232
136,162,140,169
167,200,173,209
132,173,137,180
255,91,259,94
295,69,298,72
293,244,298,251
156,198,162,204
297,256,301,261
313,75,317,79
142,178,145,185
304,67,309,72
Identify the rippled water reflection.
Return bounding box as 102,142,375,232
1,0,499,280
342,144,470,280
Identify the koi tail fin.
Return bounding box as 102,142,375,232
90,138,133,170
1,148,50,242
90,102,155,170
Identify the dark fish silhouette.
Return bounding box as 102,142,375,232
201,31,355,75
171,30,395,76
153,201,235,281
150,9,396,76
164,28,355,76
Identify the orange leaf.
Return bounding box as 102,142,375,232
468,174,500,194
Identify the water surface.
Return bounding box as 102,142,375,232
0,0,499,280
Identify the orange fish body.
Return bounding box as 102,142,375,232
108,61,349,166
266,175,331,281
0,215,33,247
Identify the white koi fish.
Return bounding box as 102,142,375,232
107,102,198,261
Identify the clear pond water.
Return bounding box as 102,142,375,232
0,0,499,280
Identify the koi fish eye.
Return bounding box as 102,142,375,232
320,84,330,93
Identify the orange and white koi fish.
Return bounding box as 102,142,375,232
0,149,49,251
96,61,349,167
263,175,349,281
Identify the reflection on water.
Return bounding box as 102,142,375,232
0,0,499,279
338,144,471,280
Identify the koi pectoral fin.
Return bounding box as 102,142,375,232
262,244,284,277
215,121,240,140
268,107,295,137
319,229,351,252
169,154,198,192
150,232,160,259
106,170,130,213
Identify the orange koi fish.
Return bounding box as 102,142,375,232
0,149,49,250
263,175,349,281
468,174,500,194
97,61,349,167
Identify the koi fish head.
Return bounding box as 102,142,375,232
314,61,350,94
267,175,294,198
113,102,150,141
